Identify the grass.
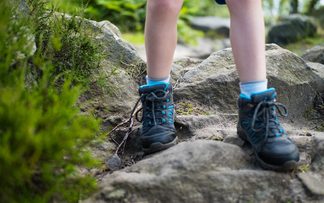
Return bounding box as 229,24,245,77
122,32,145,45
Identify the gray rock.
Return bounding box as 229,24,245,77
85,140,312,203
189,16,230,37
306,62,324,92
298,172,324,196
311,134,324,172
136,38,230,61
173,44,324,123
302,45,324,65
267,14,317,45
75,18,146,125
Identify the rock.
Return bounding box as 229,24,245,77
135,38,230,61
75,18,146,125
175,114,237,140
267,14,317,45
85,140,312,203
306,62,324,92
189,16,230,37
173,44,324,123
298,172,324,196
302,45,324,65
311,134,324,173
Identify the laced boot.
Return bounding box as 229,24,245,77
137,83,177,154
237,88,300,171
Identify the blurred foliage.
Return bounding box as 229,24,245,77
263,0,321,16
0,0,103,202
57,0,228,44
283,28,324,55
83,0,228,32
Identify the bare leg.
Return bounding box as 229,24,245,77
145,0,183,80
226,0,266,83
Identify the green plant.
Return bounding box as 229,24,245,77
86,0,146,32
0,0,102,202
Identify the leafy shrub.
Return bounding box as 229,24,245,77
0,0,102,202
86,0,146,32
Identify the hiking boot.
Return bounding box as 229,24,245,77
138,82,177,154
237,88,300,171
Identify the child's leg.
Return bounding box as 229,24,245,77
227,0,300,171
226,0,266,83
137,0,183,154
145,0,183,82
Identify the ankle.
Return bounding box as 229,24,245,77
146,75,170,86
239,80,268,98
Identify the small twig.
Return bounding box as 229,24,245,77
110,136,119,145
121,128,138,155
114,98,142,155
107,119,129,136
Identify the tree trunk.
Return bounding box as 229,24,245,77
306,0,320,14
290,0,299,14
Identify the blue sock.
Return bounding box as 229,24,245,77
146,75,170,86
240,80,268,99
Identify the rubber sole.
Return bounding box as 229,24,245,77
143,136,178,155
237,130,298,172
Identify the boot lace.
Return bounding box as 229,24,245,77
135,89,173,128
251,100,288,145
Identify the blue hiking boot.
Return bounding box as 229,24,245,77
237,88,300,171
138,82,177,154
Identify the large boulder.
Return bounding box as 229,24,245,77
172,44,324,123
267,14,317,45
189,16,230,37
302,44,324,65
85,132,324,203
76,19,146,126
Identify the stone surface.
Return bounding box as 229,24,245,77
267,14,317,45
302,45,324,65
306,62,324,92
173,44,324,123
135,38,230,61
189,16,230,37
77,19,146,125
298,172,324,195
85,140,321,203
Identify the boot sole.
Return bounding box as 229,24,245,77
143,137,178,155
237,130,298,172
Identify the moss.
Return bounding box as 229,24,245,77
298,164,310,173
176,101,209,116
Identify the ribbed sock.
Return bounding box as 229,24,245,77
146,75,170,86
240,80,268,98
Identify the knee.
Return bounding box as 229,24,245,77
148,0,183,16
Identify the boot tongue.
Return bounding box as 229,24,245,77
251,88,276,103
139,83,170,95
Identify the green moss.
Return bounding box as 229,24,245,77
298,164,310,173
176,101,209,116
